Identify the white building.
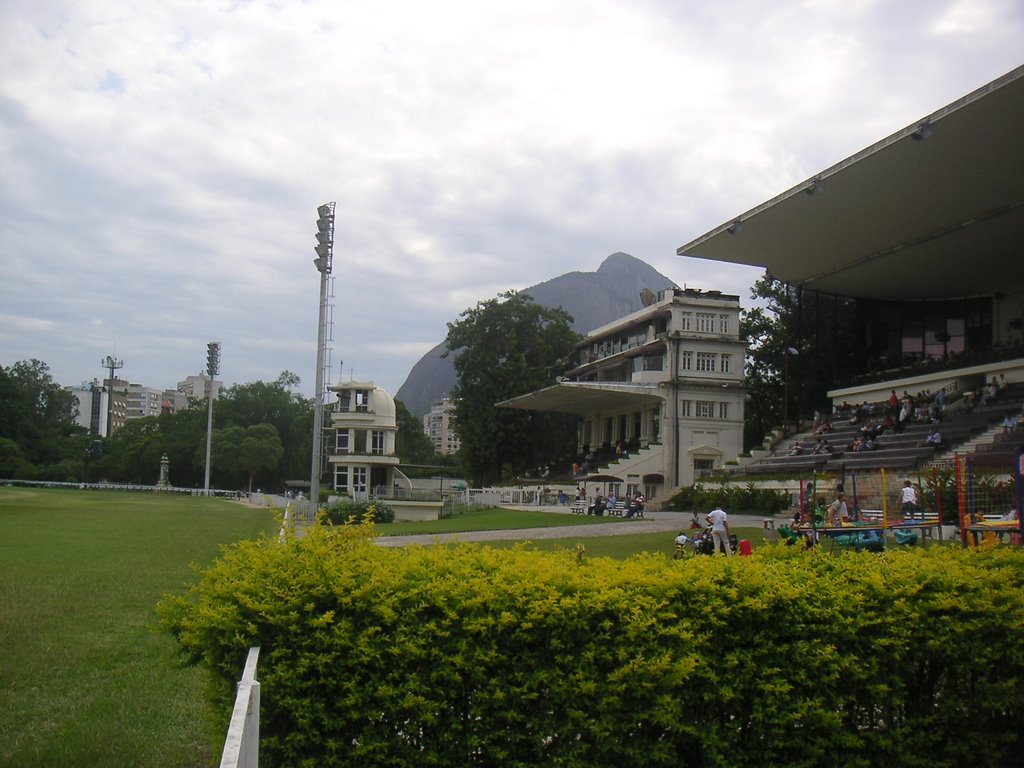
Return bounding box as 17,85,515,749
501,287,746,498
125,383,163,420
423,397,461,455
326,380,400,499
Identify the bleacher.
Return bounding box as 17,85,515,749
744,384,1024,475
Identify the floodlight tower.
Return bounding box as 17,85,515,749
100,354,124,438
203,341,221,495
310,202,335,509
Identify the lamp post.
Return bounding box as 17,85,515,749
310,202,335,511
203,342,221,495
100,355,124,438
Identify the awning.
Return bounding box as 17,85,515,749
581,474,624,483
498,381,664,416
676,65,1024,302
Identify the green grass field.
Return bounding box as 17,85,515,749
0,487,278,768
0,489,758,766
377,506,638,534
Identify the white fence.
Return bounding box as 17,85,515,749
220,647,261,768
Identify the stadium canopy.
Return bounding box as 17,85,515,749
676,65,1024,302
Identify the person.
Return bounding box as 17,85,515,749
606,491,618,511
925,429,942,447
789,442,804,456
624,492,645,519
827,492,849,527
1002,411,1017,434
888,390,899,411
900,480,918,519
587,494,606,516
690,511,700,530
706,502,732,555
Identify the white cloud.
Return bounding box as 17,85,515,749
1,0,1022,396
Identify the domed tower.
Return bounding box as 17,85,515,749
326,380,400,499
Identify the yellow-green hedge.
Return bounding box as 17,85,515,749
160,525,1024,767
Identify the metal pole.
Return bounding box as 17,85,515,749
204,374,215,495
100,355,123,438
310,267,329,508
310,203,335,514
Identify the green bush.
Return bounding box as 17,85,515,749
160,532,1024,768
321,498,395,525
669,482,790,515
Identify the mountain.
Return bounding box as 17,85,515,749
395,252,678,416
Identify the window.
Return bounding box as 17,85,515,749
719,402,729,419
679,312,692,331
335,466,348,493
354,430,367,453
680,400,691,417
696,352,716,372
696,400,715,418
355,390,370,412
339,390,351,412
371,430,386,455
694,458,715,472
680,351,692,371
696,313,715,333
336,429,350,453
718,314,730,333
352,467,367,494
720,354,731,373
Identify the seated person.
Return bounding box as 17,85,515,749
850,436,863,452
606,492,618,509
624,493,645,518
1002,413,1017,434
789,442,804,456
861,437,876,452
925,430,942,447
587,494,606,516
860,422,884,440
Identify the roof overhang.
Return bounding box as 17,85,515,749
677,65,1024,301
497,381,664,416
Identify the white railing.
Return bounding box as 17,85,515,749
220,647,261,768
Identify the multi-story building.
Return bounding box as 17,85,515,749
67,381,106,435
125,384,163,420
501,286,746,498
326,380,400,499
423,397,461,455
176,374,221,401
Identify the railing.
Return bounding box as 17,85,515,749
220,647,261,768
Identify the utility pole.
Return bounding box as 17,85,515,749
204,342,221,495
310,202,335,511
100,355,124,438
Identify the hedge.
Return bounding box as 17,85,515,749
159,527,1024,767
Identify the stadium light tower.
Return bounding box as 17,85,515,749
203,342,221,495
310,202,335,510
100,354,124,438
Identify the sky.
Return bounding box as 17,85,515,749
1,0,1022,400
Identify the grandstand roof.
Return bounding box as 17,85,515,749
677,65,1024,302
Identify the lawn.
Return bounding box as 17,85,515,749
376,505,636,535
479,527,763,558
0,487,278,768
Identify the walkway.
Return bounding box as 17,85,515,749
374,507,771,547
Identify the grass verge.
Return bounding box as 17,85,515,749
375,506,636,535
0,487,278,768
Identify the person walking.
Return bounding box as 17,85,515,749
706,501,732,556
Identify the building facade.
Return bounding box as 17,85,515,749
326,380,400,499
423,397,461,455
502,286,747,497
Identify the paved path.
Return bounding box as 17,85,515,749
375,507,773,547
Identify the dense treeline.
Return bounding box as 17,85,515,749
162,529,1024,767
0,361,440,491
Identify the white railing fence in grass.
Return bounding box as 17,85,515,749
220,647,261,768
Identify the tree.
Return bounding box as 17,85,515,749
0,359,82,467
237,424,284,493
395,399,436,468
445,291,580,485
741,274,788,449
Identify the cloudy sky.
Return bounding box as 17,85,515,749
1,0,1021,399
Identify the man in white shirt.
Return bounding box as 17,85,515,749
706,502,732,556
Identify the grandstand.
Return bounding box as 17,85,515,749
678,64,1024,477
